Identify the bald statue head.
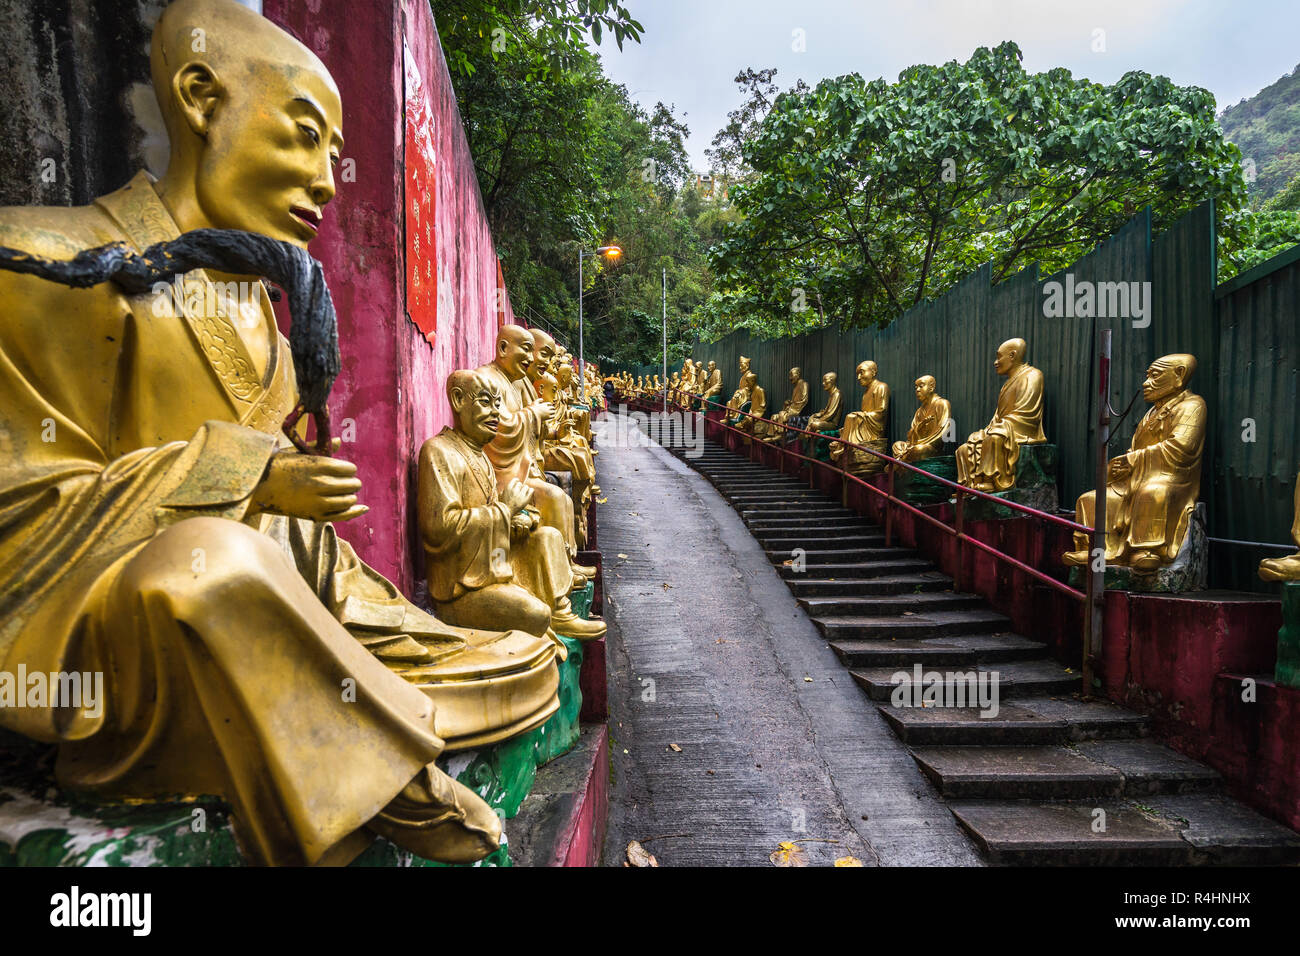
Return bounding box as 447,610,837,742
151,0,343,249
856,360,877,387
529,328,557,382
495,325,535,382
1143,353,1197,404
994,338,1027,376
447,368,504,447
914,375,937,403
788,367,801,384
821,371,837,391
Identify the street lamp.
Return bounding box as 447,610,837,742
578,244,621,383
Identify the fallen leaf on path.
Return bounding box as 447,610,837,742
804,676,813,682
596,497,608,504
834,856,865,867
626,840,659,867
617,553,628,559
668,743,682,752
769,841,809,867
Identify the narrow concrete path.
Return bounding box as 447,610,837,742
595,413,983,867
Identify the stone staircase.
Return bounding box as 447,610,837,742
671,437,1300,865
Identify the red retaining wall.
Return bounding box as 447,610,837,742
265,0,512,594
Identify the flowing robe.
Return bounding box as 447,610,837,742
956,363,1046,491
808,388,843,431
893,396,953,461
479,362,578,554
759,378,808,442
832,379,890,474
1072,390,1206,562
418,428,571,638
0,173,554,865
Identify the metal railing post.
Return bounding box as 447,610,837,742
954,489,965,593
1083,329,1112,697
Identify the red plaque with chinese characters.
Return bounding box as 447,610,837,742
403,41,438,342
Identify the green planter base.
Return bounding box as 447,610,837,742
1276,582,1300,689
959,443,1059,520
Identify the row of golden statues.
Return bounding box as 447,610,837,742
618,339,1300,584
0,0,613,867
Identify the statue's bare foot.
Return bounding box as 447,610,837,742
1129,550,1162,571
368,764,502,864
1259,553,1300,582
1061,549,1090,567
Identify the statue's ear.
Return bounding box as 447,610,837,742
448,384,467,414
172,62,223,138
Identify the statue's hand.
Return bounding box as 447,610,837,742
1108,456,1132,482
532,401,556,420
252,452,368,522
501,478,534,514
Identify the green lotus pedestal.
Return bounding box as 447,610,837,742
959,443,1059,520
894,454,957,505
1275,582,1300,689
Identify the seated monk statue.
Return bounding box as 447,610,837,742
760,367,809,442
0,0,564,866
831,360,890,475
727,371,765,438
725,372,752,421
956,338,1046,492
478,326,595,583
543,363,600,545
419,370,605,641
892,375,953,462
807,372,844,433
1063,355,1206,571
1260,470,1300,581
700,360,724,408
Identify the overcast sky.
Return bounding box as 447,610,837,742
595,0,1300,171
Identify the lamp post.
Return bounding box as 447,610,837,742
578,244,621,384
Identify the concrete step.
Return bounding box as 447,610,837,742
780,558,936,581
879,698,1148,746
850,659,1080,700
812,606,1012,640
767,546,919,566
785,572,953,597
758,534,887,550
800,590,983,617
830,632,1047,668
910,740,1221,800
949,794,1300,865
745,516,877,532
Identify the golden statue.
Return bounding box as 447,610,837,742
892,375,952,462
1063,355,1206,571
477,327,594,582
522,332,594,547
418,370,605,641
700,360,724,407
0,0,562,866
760,367,809,442
1260,474,1300,580
956,338,1046,492
807,372,844,432
831,361,890,475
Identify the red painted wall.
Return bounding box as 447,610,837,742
264,0,513,595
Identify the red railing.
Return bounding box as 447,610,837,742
615,386,1102,687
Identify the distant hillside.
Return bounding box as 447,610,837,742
1219,64,1300,207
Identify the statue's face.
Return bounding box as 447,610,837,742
856,362,876,387
994,343,1018,376
538,373,559,403
556,365,574,388
195,66,343,248
1143,363,1183,403
531,337,556,379
497,328,535,381
456,379,504,445
708,361,717,372
915,377,935,402
822,373,834,390
789,367,799,384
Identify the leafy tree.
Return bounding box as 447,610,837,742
701,42,1253,338
1218,64,1300,205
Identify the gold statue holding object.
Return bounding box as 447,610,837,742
0,0,563,866
892,375,952,462
418,369,605,642
700,360,724,406
806,371,844,433
831,361,890,475
759,367,809,442
477,326,594,582
956,338,1046,492
1063,355,1206,571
